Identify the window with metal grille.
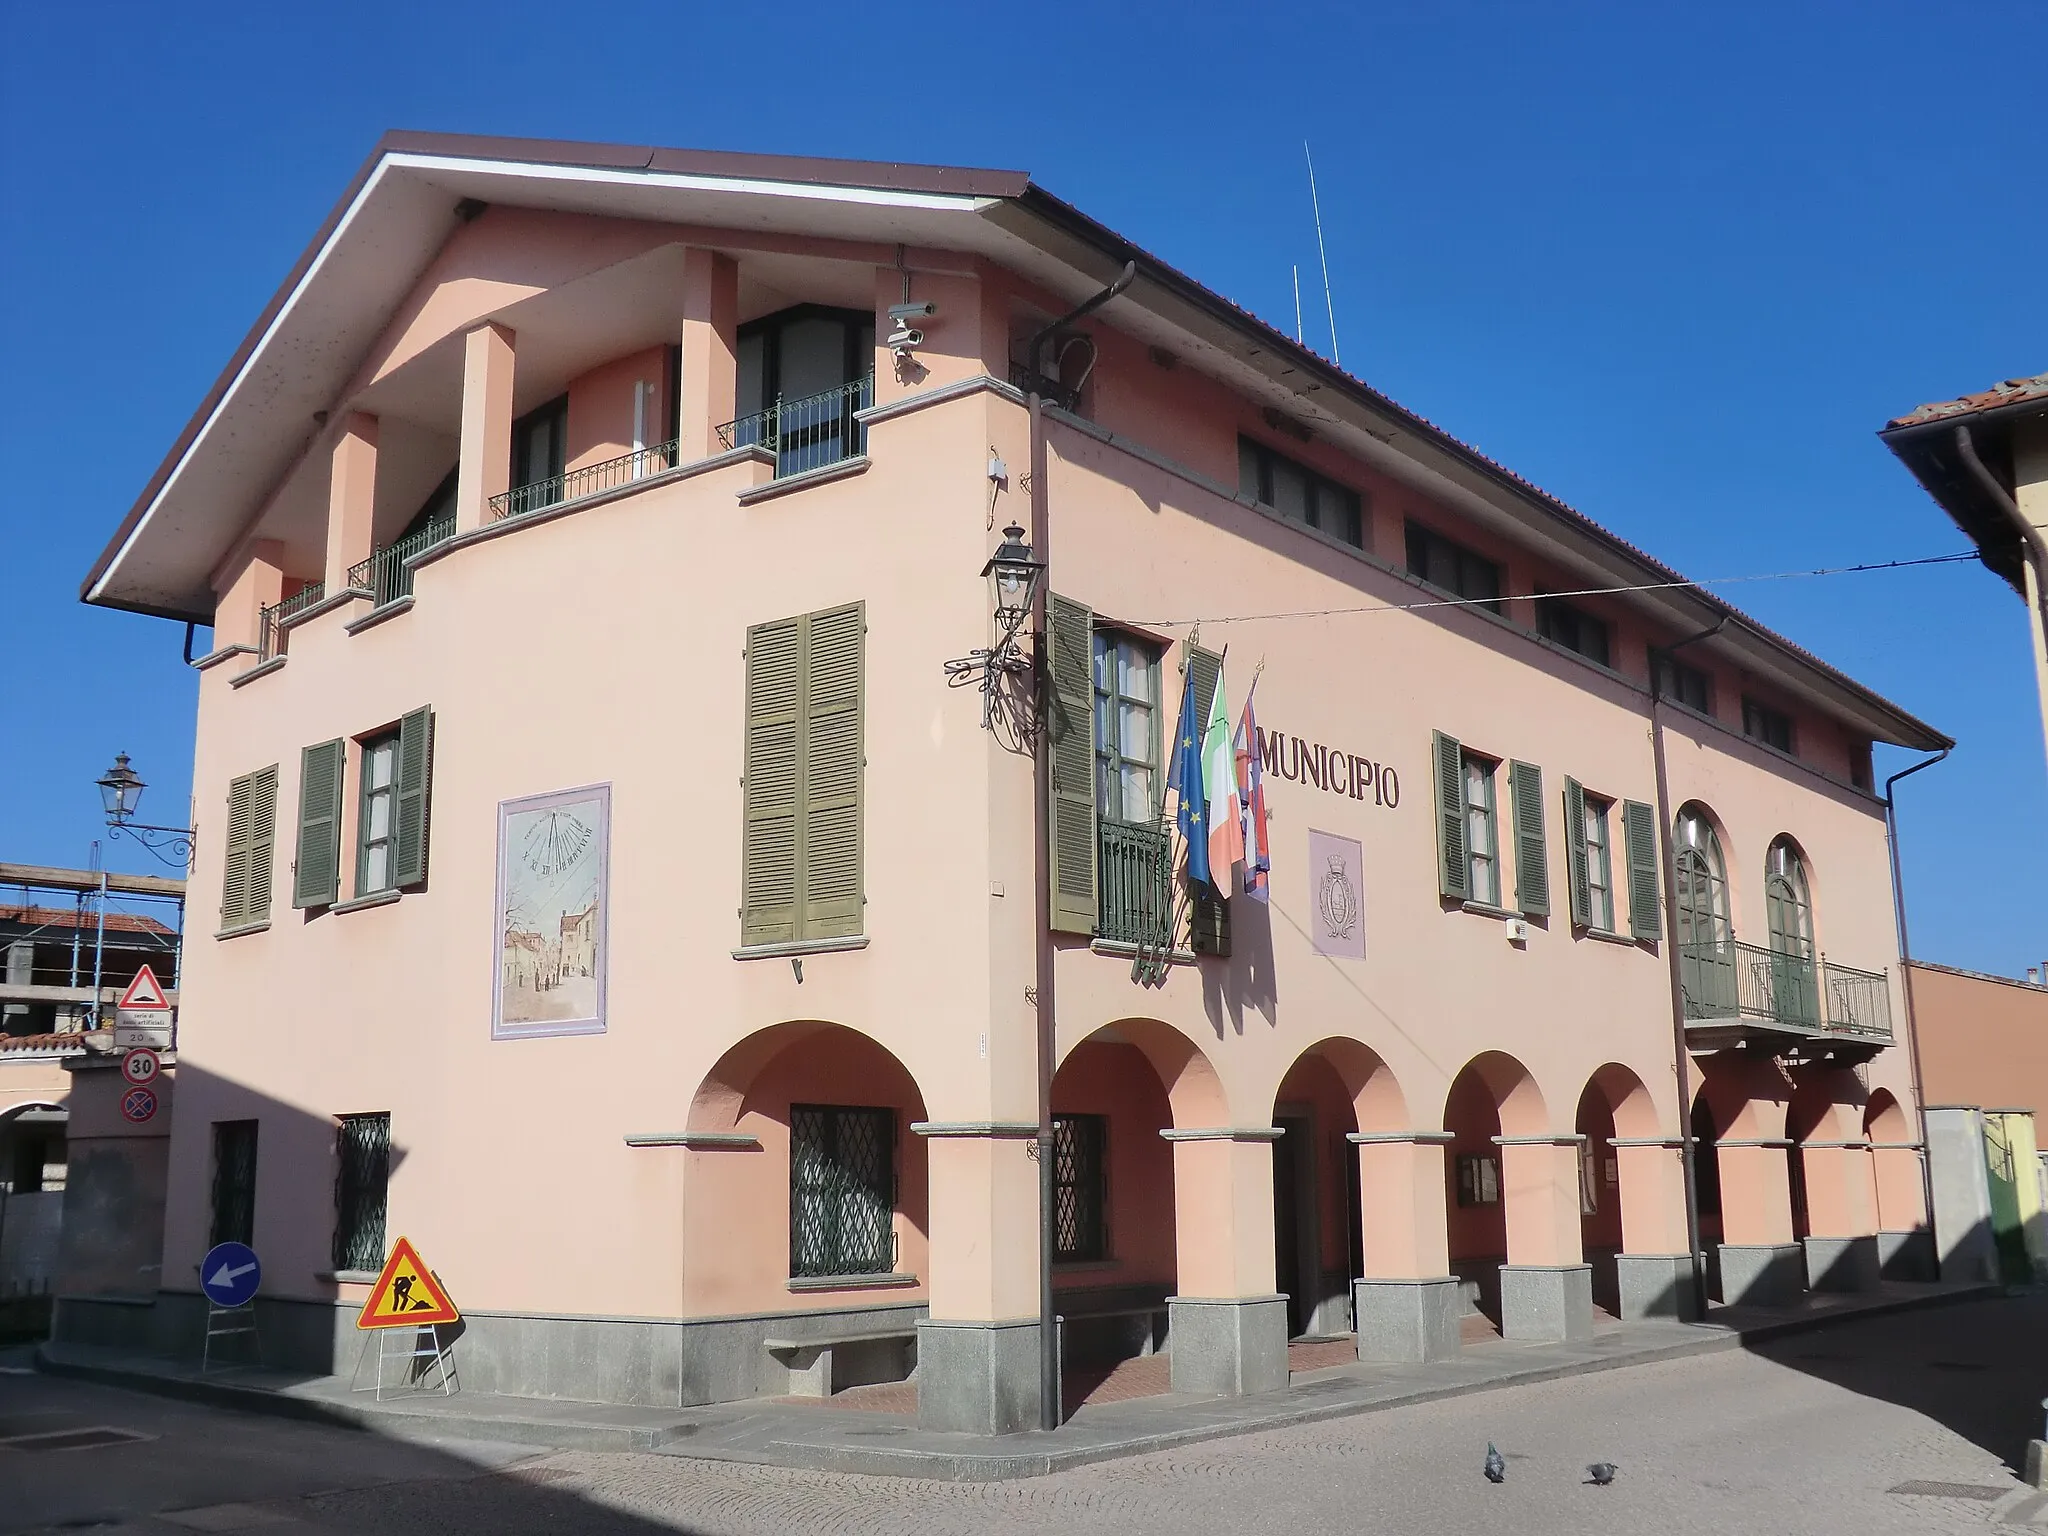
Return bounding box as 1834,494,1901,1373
789,1105,895,1278
209,1120,258,1248
331,1113,390,1272
1053,1115,1108,1262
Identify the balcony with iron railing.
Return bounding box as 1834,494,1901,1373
1681,938,1894,1058
487,438,681,525
346,516,456,610
1097,819,1174,950
715,376,873,481
256,582,326,662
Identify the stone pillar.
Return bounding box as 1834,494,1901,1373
679,249,739,462
1799,1139,1881,1291
213,540,286,652
1608,1136,1701,1320
323,412,379,595
1163,1129,1289,1396
1871,1139,1935,1279
1923,1107,1998,1283
1714,1138,1806,1305
1495,1136,1593,1341
913,1124,1044,1434
455,322,515,533
1349,1131,1460,1362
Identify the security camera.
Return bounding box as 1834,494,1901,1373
888,301,936,324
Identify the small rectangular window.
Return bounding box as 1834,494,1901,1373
1456,1153,1501,1206
1406,521,1503,615
1463,753,1500,906
789,1105,896,1279
356,734,399,895
1584,794,1616,933
1053,1114,1109,1262
1849,743,1872,791
1238,437,1365,548
1535,596,1612,667
1742,697,1796,755
209,1120,259,1249
332,1112,391,1272
1657,656,1713,714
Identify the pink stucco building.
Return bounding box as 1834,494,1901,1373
77,135,1948,1433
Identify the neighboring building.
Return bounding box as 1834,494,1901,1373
76,135,1949,1433
1879,372,2048,781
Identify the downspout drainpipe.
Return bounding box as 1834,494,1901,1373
1649,617,1724,1320
1025,261,1136,1432
1955,424,2048,785
1884,746,1950,1244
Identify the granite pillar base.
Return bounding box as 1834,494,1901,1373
1716,1242,1806,1307
1351,1277,1461,1363
1614,1253,1701,1321
1804,1234,1881,1292
915,1318,1044,1436
1498,1264,1594,1342
1876,1228,1938,1282
1166,1296,1289,1397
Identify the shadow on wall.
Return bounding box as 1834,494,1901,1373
1744,1284,2046,1476
55,1060,414,1385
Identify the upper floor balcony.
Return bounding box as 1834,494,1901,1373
1681,939,1894,1061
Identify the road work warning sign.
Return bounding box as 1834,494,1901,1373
355,1236,460,1329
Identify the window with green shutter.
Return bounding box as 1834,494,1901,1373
1563,778,1617,933
1432,730,1469,902
1508,760,1549,918
1046,594,1098,935
390,706,435,888
742,603,865,946
220,765,278,933
1623,799,1660,940
293,739,345,909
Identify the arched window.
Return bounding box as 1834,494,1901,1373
1764,838,1820,1026
1673,806,1735,1017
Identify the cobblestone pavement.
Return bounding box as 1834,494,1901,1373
6,1297,2046,1535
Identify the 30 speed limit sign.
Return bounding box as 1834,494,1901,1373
121,1048,161,1087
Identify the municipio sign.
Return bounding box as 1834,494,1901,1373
114,964,174,1049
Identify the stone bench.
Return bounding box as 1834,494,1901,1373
764,1326,917,1398
1056,1300,1168,1367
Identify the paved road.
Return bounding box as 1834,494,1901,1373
4,1297,2045,1534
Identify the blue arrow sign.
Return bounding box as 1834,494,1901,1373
199,1241,261,1309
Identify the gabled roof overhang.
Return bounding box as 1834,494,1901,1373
86,133,1948,752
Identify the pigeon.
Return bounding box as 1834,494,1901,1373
1587,1462,1618,1486
1484,1443,1506,1483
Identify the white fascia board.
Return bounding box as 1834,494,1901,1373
89,153,998,605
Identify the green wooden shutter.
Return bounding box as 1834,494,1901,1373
1046,594,1098,934
1432,730,1468,901
293,740,345,909
1188,644,1221,725
742,616,804,945
801,603,864,940
1509,760,1549,917
248,764,277,925
392,706,435,887
221,770,269,929
1623,799,1660,939
1563,776,1592,928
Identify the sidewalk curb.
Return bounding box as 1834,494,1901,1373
35,1283,2002,1479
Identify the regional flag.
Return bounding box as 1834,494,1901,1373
1166,652,1211,888
1236,680,1271,903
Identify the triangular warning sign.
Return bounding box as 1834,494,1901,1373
117,965,169,1010
355,1236,460,1329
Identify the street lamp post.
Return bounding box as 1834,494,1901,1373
96,752,196,868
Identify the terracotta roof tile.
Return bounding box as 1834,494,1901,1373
1887,372,2048,429
0,1032,86,1053
0,905,177,938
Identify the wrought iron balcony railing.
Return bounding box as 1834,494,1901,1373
256,582,325,662
715,376,873,480
1681,938,1892,1044
346,517,455,610
1097,819,1174,949
487,438,681,524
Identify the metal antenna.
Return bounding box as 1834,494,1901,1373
1304,141,1340,366
1292,264,1303,343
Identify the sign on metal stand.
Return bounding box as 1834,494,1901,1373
198,1241,261,1373
349,1236,462,1400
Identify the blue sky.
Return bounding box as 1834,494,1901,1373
2,1,2041,974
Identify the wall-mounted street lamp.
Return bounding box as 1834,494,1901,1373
944,523,1045,740
96,752,196,867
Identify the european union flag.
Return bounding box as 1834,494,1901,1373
1166,657,1211,889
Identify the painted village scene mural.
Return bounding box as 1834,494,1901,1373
495,787,608,1033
